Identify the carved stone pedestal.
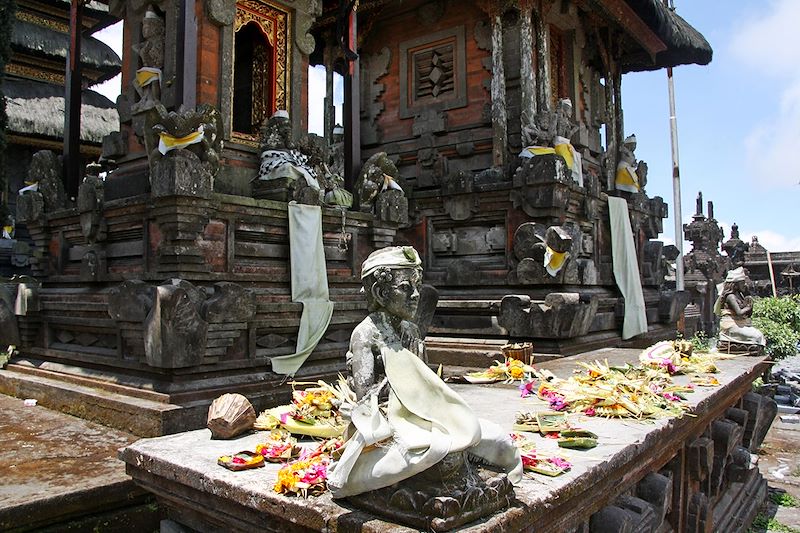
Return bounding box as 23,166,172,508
343,451,513,532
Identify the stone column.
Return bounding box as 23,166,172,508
534,3,551,112
490,14,507,169
324,41,335,144
519,6,537,145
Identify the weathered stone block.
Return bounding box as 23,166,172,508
144,284,208,369
375,189,409,225
0,286,20,346
101,131,128,160
499,293,598,339
16,192,44,224
29,150,65,212
589,505,633,533
201,282,256,323
150,151,214,199
205,0,236,26
108,280,155,322
687,436,714,481
636,472,672,526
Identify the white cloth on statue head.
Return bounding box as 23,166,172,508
258,149,321,190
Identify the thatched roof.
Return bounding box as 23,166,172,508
11,19,121,83
3,79,119,144
621,0,712,73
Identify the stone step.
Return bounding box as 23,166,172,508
0,366,183,437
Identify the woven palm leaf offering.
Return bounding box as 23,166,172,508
217,451,265,471
254,429,300,462
510,433,572,477
639,340,717,376
535,360,693,420
464,357,536,384
254,377,354,438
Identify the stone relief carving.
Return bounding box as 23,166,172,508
360,47,391,145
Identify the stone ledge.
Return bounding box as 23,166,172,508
120,350,770,531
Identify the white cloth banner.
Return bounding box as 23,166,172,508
270,202,334,375
608,196,648,339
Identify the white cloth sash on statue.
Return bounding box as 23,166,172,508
328,345,522,498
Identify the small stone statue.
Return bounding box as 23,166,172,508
520,99,583,186
714,267,766,354
354,152,407,223
615,134,647,193
328,246,521,531
146,103,223,178
133,7,165,111
256,111,324,204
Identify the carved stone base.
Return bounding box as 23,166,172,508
342,451,514,532
717,341,764,356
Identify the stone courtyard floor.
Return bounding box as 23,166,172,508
0,394,159,532
755,415,800,533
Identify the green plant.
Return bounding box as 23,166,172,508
689,331,713,352
752,296,800,359
771,491,800,507
750,513,800,533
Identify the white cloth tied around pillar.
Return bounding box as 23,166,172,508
328,345,523,498
270,202,334,375
608,196,648,339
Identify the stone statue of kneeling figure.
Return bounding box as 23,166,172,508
328,246,522,531
715,267,766,355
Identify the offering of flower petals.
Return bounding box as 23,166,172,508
510,433,572,477
255,429,299,462
217,451,265,471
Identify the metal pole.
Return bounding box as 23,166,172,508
667,68,684,291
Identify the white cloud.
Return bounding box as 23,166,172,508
731,0,800,188
741,230,800,253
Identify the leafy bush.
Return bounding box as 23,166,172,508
752,296,800,359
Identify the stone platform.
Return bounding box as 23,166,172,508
0,394,160,532
120,349,775,532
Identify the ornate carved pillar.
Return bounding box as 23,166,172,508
534,1,551,112
519,4,537,146
490,14,507,168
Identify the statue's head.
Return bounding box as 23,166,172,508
723,267,748,294
557,98,573,115
623,134,637,150
263,110,293,150
142,8,164,38
361,246,422,320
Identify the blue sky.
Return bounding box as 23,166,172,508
623,0,800,251
94,1,798,251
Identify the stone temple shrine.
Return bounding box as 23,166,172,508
0,1,781,532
